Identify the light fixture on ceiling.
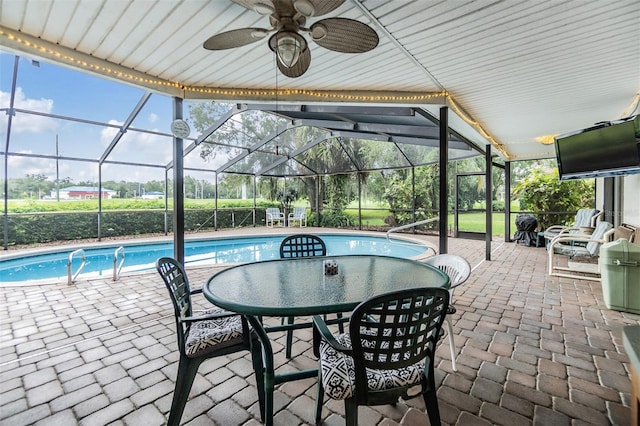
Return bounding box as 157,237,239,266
269,31,307,68
535,134,559,145
203,0,378,78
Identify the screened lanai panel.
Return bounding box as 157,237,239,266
197,109,292,152
448,148,481,162
128,93,174,136
214,124,332,175
2,154,97,186
260,160,318,178
293,138,366,175
224,141,341,177
102,129,174,166
394,141,481,167
4,113,117,160
356,140,413,170
5,158,100,197
101,163,167,191
184,143,231,172
6,57,147,124
396,144,440,166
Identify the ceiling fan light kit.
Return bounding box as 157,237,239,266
269,31,307,67
203,0,379,78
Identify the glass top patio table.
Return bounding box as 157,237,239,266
202,254,449,426
203,254,450,316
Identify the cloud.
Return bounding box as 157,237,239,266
100,120,122,146
0,87,59,134
148,112,158,123
6,150,98,181
7,151,55,178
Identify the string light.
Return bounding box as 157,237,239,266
0,28,181,90
445,94,510,159
621,92,640,117
2,27,510,157
184,86,447,103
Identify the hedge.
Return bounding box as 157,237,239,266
1,208,270,246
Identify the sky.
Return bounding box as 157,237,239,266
1,50,216,184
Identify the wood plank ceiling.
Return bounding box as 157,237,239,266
1,0,638,161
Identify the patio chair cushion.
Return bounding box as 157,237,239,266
574,208,598,228
552,221,613,258
185,308,245,357
318,332,424,400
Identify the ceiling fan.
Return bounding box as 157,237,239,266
203,0,379,78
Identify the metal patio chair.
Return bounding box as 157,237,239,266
422,254,471,372
156,257,264,425
279,234,344,358
279,233,326,259
287,207,308,227
313,288,450,426
547,221,616,281
543,208,602,242
266,207,285,227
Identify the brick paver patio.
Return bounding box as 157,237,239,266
1,229,638,425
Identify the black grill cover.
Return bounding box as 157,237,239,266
514,215,538,246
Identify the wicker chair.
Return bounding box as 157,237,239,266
313,288,449,426
156,257,264,425
422,254,471,372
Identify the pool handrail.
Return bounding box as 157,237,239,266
386,217,439,256
67,249,86,285
113,246,125,281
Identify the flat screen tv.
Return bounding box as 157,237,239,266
554,115,640,180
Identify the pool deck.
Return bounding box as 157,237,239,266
1,227,638,425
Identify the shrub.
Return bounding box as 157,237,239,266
514,167,594,229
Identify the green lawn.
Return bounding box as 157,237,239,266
7,198,521,238
345,208,521,238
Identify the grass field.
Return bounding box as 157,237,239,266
344,200,524,238
347,209,516,237
7,198,520,238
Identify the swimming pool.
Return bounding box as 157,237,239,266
0,234,431,285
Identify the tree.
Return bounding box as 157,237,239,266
451,157,506,211
190,102,293,203
514,165,594,229
276,188,298,211
11,174,54,199
383,164,440,225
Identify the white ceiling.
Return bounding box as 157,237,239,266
1,0,639,161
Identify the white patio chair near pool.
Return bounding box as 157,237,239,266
288,207,307,227
266,208,285,227
421,254,471,372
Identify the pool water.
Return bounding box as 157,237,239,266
0,234,428,284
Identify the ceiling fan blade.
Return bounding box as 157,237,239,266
293,0,345,17
232,0,275,15
310,18,379,53
203,28,271,50
277,47,311,78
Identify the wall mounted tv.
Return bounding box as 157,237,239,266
554,115,640,180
